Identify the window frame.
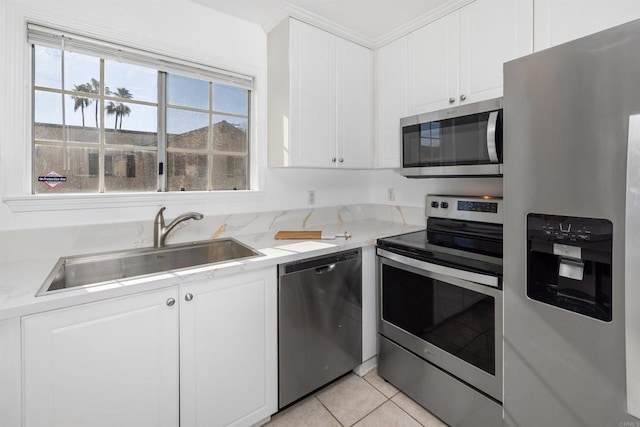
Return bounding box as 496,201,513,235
163,76,251,192
20,22,259,203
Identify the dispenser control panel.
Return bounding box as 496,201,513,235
541,221,592,241
527,214,612,246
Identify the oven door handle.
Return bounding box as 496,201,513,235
377,248,500,288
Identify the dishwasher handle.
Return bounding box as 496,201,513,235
279,249,361,276
315,264,336,274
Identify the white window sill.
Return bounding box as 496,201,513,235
3,190,266,213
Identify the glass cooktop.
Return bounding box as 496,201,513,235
377,218,503,277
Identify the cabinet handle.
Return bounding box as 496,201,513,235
460,94,467,101
331,157,337,163
338,158,344,163
449,97,455,104
185,293,194,302
166,298,176,307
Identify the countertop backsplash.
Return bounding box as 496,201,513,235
0,203,425,319
0,204,424,264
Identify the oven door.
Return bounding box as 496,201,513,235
377,248,503,402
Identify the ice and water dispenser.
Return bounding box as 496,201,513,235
527,214,613,321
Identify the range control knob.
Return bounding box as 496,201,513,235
441,202,449,209
431,201,439,208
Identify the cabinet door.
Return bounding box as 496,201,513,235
407,13,458,114
180,268,277,427
290,19,336,167
459,0,533,103
534,0,640,51
23,288,179,427
336,37,374,168
375,36,407,168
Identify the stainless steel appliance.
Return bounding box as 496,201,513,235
401,98,503,178
504,19,640,426
377,195,503,427
278,249,362,409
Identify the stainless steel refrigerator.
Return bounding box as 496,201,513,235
504,19,640,427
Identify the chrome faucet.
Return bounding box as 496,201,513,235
154,207,204,248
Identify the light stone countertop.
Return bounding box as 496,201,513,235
0,219,422,320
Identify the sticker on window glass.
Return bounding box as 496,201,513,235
38,171,67,188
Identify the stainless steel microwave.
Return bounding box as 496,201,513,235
401,97,503,178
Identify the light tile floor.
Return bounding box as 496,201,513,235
266,370,448,427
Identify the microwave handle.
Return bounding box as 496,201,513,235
487,111,499,163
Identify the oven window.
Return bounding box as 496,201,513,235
382,264,495,374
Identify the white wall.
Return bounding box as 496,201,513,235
0,0,498,236
0,0,375,231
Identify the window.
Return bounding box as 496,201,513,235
29,24,253,194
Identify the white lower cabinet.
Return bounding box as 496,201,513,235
22,268,277,427
23,287,180,427
180,269,277,427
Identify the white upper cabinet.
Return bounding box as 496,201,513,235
375,37,408,169
268,18,374,169
534,0,640,51
375,37,408,168
459,0,533,103
289,20,335,167
407,12,459,115
336,37,374,168
406,0,533,115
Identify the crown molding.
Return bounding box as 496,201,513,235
262,0,478,50
373,0,476,48
263,2,376,48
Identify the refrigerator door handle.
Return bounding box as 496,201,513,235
626,113,640,419
486,111,499,163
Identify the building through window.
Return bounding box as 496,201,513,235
29,24,253,194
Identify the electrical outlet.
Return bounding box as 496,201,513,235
308,190,316,205
387,188,396,202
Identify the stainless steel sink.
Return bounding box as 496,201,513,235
37,238,263,296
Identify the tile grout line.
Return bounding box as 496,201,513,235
347,396,390,427
387,398,428,427
308,372,432,427
319,373,394,427
361,374,429,427
312,395,347,427
358,374,426,427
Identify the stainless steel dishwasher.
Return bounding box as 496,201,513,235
278,248,362,409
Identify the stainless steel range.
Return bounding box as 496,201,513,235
376,195,503,427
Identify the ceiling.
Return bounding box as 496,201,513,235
191,0,469,48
